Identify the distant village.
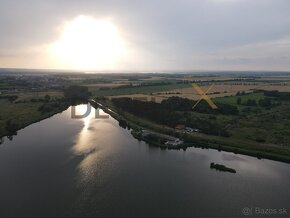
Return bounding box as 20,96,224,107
0,74,66,95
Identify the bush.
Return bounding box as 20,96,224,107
5,120,19,135
256,138,266,143
64,86,91,101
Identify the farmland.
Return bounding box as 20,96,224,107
100,89,290,162
1,70,290,161
85,72,290,103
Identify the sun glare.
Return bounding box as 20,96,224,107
50,15,124,70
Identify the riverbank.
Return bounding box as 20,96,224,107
0,100,69,139
91,99,290,163
90,100,183,149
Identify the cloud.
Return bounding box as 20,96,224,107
0,0,290,70
209,0,240,3
183,37,290,70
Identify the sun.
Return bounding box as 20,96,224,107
50,15,124,70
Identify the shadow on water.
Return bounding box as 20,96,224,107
0,132,17,146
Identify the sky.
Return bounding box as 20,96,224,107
0,0,290,71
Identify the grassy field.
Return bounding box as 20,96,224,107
207,92,290,146
104,91,290,150
92,83,190,97
2,72,290,162
0,98,67,138
96,89,290,162
107,94,166,103
214,92,265,111
153,83,290,101
16,91,64,101
95,99,290,163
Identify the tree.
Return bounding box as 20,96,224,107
246,99,257,106
44,94,51,102
8,95,18,102
237,97,242,105
259,98,271,107
64,86,91,101
5,120,18,135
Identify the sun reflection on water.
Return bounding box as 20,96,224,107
72,104,96,154
72,104,120,182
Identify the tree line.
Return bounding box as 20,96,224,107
112,97,232,137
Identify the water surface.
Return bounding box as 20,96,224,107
0,104,289,218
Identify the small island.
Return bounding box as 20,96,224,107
210,162,236,173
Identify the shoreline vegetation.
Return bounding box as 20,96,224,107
1,107,69,139
0,100,69,140
91,98,290,164
1,71,290,164
2,90,289,164
210,162,237,173
0,85,91,140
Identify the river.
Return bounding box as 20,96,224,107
0,104,289,218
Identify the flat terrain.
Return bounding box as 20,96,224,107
105,83,290,102
1,70,290,161
152,82,289,98
0,91,67,138
85,73,290,103
98,95,290,162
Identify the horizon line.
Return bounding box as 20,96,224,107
0,67,290,74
